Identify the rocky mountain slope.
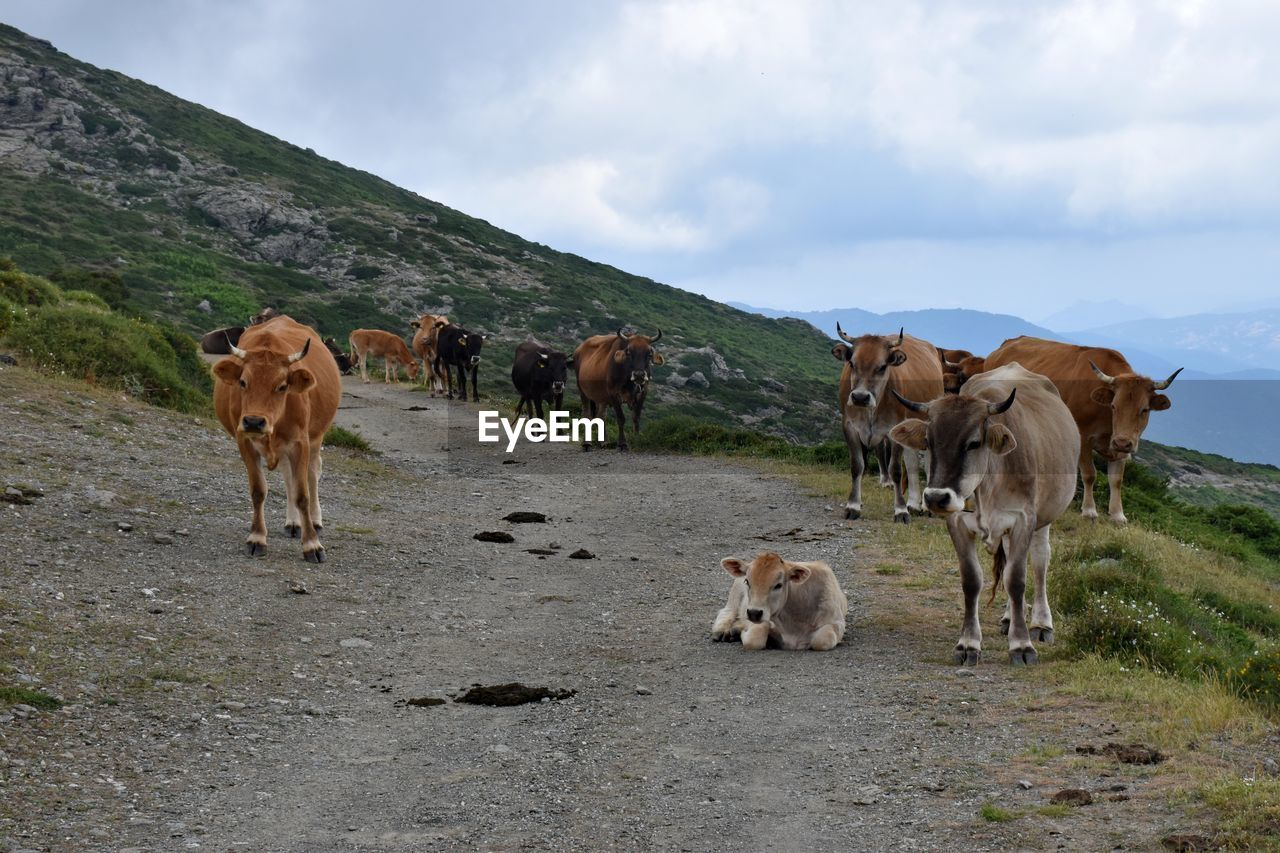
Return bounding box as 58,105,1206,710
0,23,836,441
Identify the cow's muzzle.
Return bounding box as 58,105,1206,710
469,356,482,366
1111,437,1136,455
551,381,565,393
240,415,268,434
923,487,964,515
849,390,872,407
746,608,764,624
631,371,649,386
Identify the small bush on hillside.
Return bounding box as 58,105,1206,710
6,302,209,413
0,259,60,306
0,296,21,337
61,289,111,310
49,267,130,309
1234,647,1280,707
634,416,853,469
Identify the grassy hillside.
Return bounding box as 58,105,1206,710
0,23,838,442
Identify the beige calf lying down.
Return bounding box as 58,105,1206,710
711,551,848,651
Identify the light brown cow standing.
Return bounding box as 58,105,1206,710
410,313,449,396
349,329,421,384
832,326,945,522
890,363,1079,666
984,336,1180,523
711,552,848,651
212,315,341,563
573,329,663,451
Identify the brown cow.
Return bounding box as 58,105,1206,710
349,329,421,384
832,326,944,522
573,329,664,451
410,313,449,395
943,355,987,394
984,336,1180,523
211,315,340,563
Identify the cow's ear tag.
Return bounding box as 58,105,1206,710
612,350,627,364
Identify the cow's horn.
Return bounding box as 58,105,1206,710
539,350,550,359
287,338,310,364
835,321,856,344
226,333,247,360
650,329,662,343
895,327,904,347
1089,361,1115,385
891,388,929,414
1153,367,1183,391
617,328,631,340
988,388,1017,415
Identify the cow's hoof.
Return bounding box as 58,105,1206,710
1110,514,1128,525
284,523,301,539
954,647,980,666
999,617,1011,636
581,444,593,452
1082,508,1099,521
893,511,910,525
313,523,323,532
618,445,629,452
879,479,893,489
1009,648,1038,666
844,507,861,520
304,547,326,564
1030,627,1054,644
711,630,739,643
245,541,266,557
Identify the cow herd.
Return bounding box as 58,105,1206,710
202,309,1180,667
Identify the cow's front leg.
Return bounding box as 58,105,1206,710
1079,445,1098,519
808,622,843,651
843,427,864,519
279,454,301,539
1107,458,1128,523
612,399,629,451
876,439,893,487
238,442,268,556
308,445,324,531
740,621,769,651
1003,524,1036,665
286,443,324,563
889,441,910,524
712,581,745,642
470,366,480,402
903,447,926,514
948,514,982,665
1028,524,1053,643
359,351,370,384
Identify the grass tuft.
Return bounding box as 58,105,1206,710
0,685,62,710
324,425,375,453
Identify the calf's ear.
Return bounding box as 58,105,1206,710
288,367,316,394
786,564,811,584
721,557,746,577
889,418,928,451
831,343,850,362
212,358,242,385
651,351,664,365
1150,393,1171,411
1091,386,1115,405
612,350,627,364
985,423,1017,455
889,349,907,366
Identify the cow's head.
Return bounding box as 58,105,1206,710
535,349,573,396
834,324,907,409
1089,362,1180,457
722,552,813,625
890,388,1018,515
452,329,487,365
612,328,664,388
943,356,986,394
248,307,278,326
212,338,315,436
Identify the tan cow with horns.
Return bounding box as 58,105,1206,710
212,315,341,563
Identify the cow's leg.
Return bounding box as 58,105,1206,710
1079,445,1098,519
904,447,925,514
740,622,769,651
843,427,864,519
808,622,842,651
359,350,370,383
889,441,910,524
470,365,480,402
711,581,746,642
612,399,629,451
287,443,324,564
1107,458,1128,524
877,439,893,488
1029,525,1053,643
444,363,456,399
384,358,393,383
238,442,268,557
280,454,301,539
1004,525,1036,665
949,514,982,665
581,399,594,451
534,395,544,421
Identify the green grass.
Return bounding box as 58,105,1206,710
0,685,62,710
1198,777,1280,849
980,802,1018,823
324,425,374,453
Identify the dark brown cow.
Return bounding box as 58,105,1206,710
943,355,987,394
984,336,1180,523
832,326,944,522
573,329,664,451
211,315,341,562
201,326,244,355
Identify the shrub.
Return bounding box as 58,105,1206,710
0,262,60,306
49,267,130,309
1233,647,1280,707
6,302,209,413
0,295,21,337
61,289,111,310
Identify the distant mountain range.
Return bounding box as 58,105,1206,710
731,301,1280,466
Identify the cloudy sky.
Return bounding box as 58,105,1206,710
6,0,1280,322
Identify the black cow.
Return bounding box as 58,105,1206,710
511,339,573,419
435,324,487,401
201,326,245,355
322,337,355,375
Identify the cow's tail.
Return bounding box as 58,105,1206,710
988,541,1006,605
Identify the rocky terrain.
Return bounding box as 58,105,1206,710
0,363,1240,851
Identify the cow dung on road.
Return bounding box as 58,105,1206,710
455,683,576,707
474,531,515,543
503,511,547,523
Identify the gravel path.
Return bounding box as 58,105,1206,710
0,367,1201,851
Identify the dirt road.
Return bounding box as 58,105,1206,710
0,368,1197,851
